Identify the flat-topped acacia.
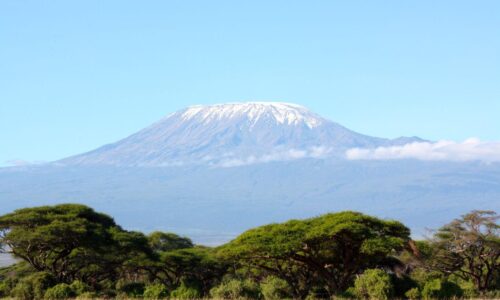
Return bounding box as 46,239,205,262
219,211,411,297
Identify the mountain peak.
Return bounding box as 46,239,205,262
58,102,424,167
177,102,323,129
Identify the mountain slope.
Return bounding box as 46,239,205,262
59,102,423,167
1,160,499,244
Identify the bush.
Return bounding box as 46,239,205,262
70,280,90,296
44,283,74,300
480,290,500,299
0,279,13,298
410,268,441,287
10,272,56,300
11,281,34,300
76,291,98,299
353,269,393,300
170,283,201,299
143,283,169,299
116,280,145,298
97,288,117,298
404,287,420,299
458,280,478,298
210,278,260,299
391,274,417,298
421,278,463,299
260,276,292,300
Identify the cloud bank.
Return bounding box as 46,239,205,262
217,146,332,167
4,159,34,167
346,138,500,162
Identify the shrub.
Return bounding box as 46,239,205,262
76,291,98,299
404,287,420,299
44,283,74,300
391,274,417,298
143,283,169,299
70,280,89,296
260,276,292,300
0,279,13,298
10,272,56,300
421,278,463,299
115,280,145,298
353,269,393,300
170,283,201,299
97,288,117,298
11,281,34,300
210,278,260,299
410,268,441,287
480,290,500,299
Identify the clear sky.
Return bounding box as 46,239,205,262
1,1,499,166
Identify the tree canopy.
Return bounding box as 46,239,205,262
0,204,498,299
426,210,499,291
0,204,152,285
219,211,411,297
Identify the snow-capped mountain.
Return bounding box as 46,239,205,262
1,102,498,245
60,102,423,167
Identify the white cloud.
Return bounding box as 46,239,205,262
216,146,332,168
346,138,500,162
4,159,34,167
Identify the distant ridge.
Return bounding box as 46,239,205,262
59,102,424,167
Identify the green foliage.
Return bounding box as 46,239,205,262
0,204,154,285
221,211,410,295
115,280,145,298
210,278,260,299
170,282,201,299
75,291,98,299
70,280,90,295
426,210,499,291
260,276,292,300
353,269,393,300
421,278,463,299
459,280,479,298
11,281,34,300
421,278,442,299
143,283,169,299
159,246,227,295
148,231,194,252
0,280,9,298
409,268,442,287
404,287,420,299
480,289,500,299
10,271,56,300
44,283,74,300
390,274,417,298
1,204,497,299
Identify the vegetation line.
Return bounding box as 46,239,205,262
0,204,498,299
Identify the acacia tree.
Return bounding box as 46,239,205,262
0,204,152,285
159,247,227,295
144,232,226,295
427,210,499,291
219,211,411,297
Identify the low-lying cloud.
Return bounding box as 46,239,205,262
346,138,500,162
217,146,332,167
4,159,35,167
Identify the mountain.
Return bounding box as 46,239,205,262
59,102,423,167
1,102,498,245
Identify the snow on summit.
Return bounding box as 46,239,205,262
178,102,323,129
59,102,422,167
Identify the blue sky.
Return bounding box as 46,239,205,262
1,1,499,165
